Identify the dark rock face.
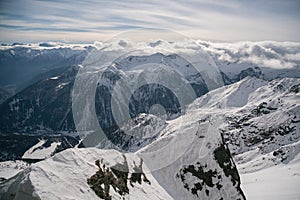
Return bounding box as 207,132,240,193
129,83,181,117
176,135,245,200
213,141,240,188
87,155,150,200
237,67,263,81
289,84,300,93
178,164,222,197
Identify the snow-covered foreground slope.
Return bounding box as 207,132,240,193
137,108,245,199
0,141,244,200
0,148,173,200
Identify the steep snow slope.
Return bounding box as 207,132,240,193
0,140,244,200
138,108,244,199
112,113,167,152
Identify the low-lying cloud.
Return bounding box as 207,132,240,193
199,41,300,69
1,39,300,71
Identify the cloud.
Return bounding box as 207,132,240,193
199,40,300,69
285,53,300,61
0,0,300,42
85,38,300,70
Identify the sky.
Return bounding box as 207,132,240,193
0,0,299,43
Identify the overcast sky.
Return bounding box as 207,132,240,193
0,0,299,43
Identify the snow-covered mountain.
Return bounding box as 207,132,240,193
189,77,299,166
2,76,299,199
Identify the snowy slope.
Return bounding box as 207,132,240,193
138,107,244,200
0,161,29,180
22,139,61,160
1,148,173,200
190,77,300,162
0,123,245,199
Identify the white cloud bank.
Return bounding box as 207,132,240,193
198,41,300,69
2,39,300,71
